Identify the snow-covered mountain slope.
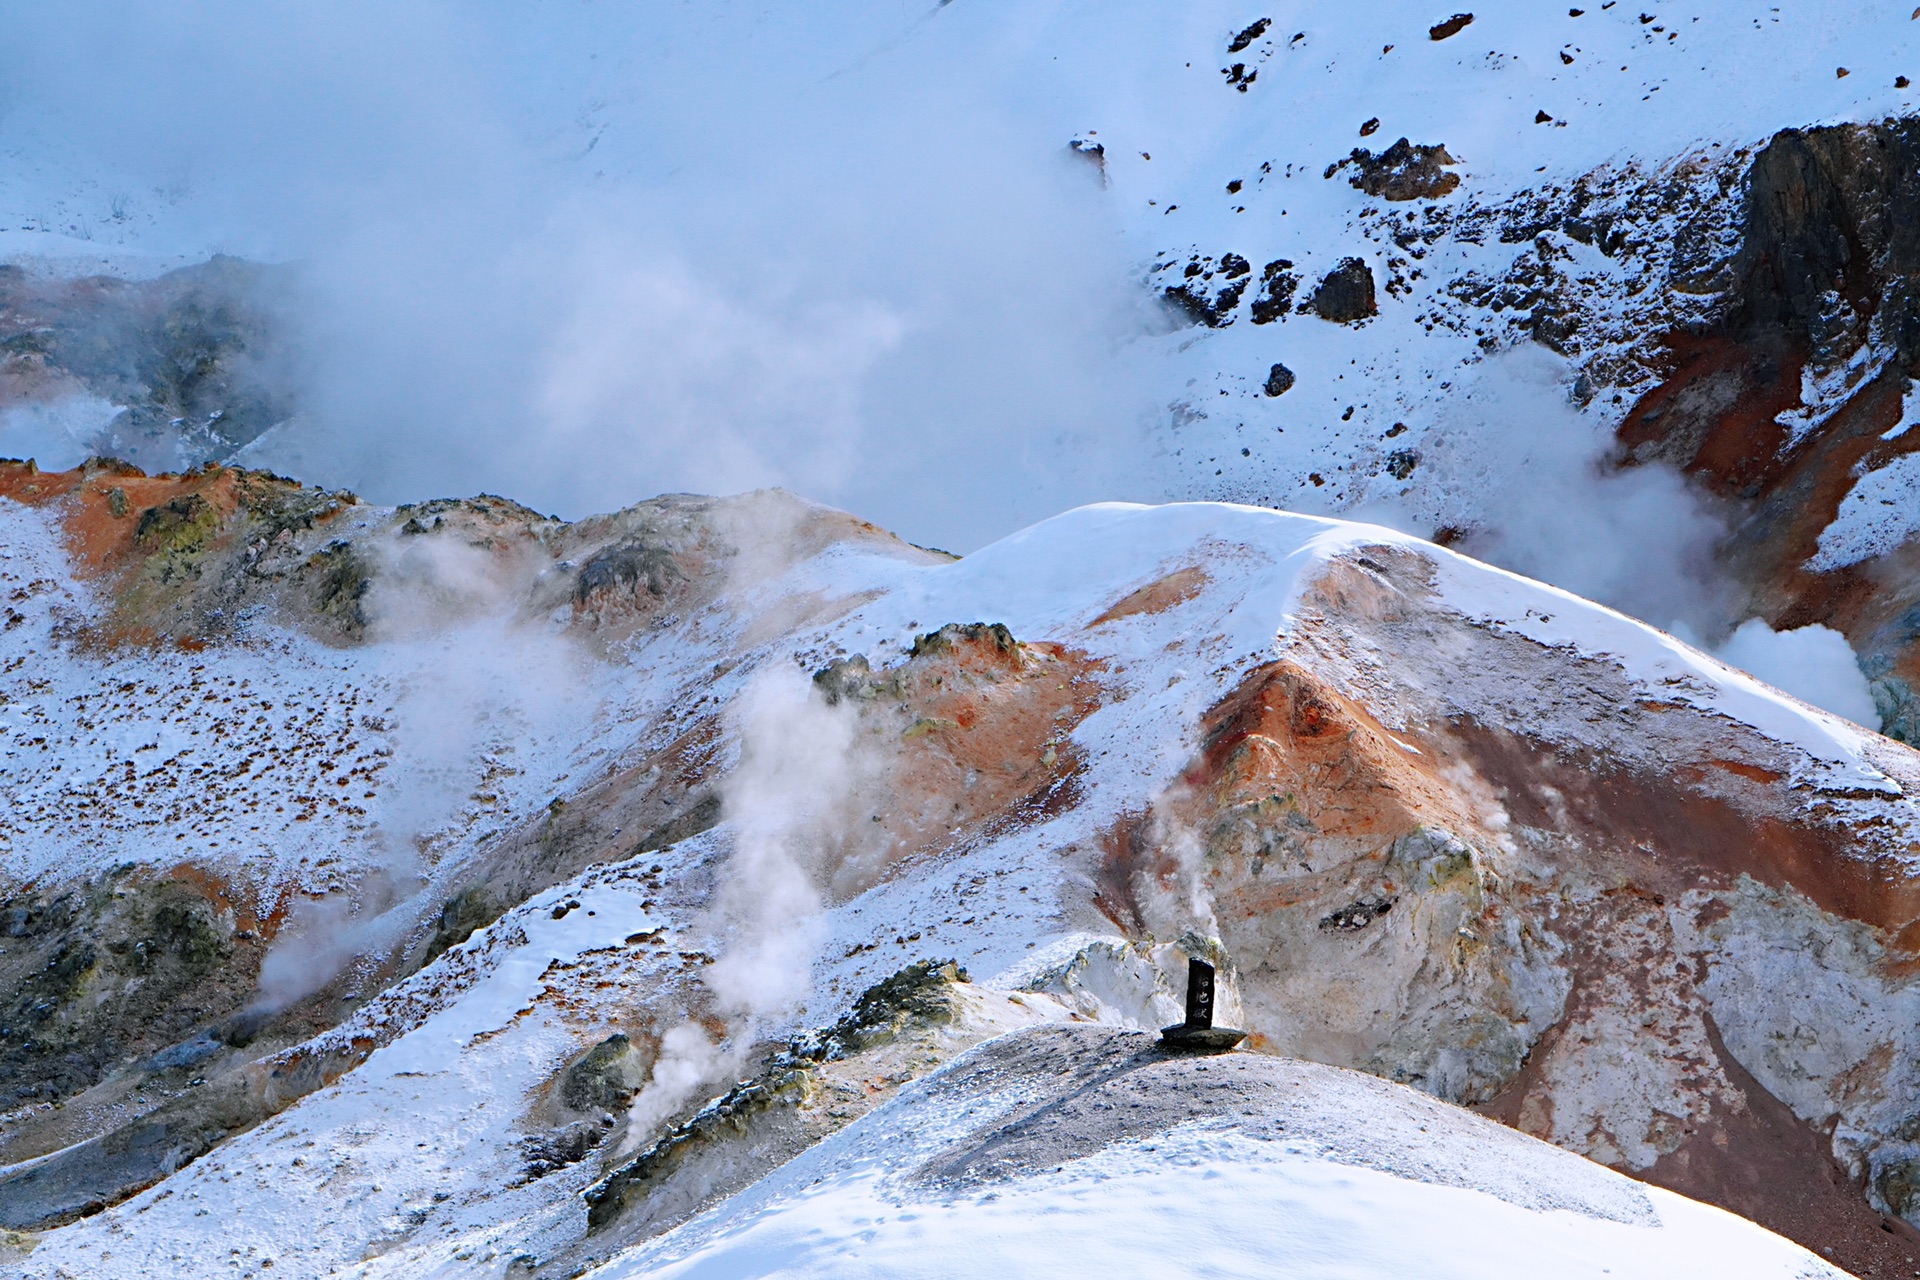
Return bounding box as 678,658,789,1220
4,463,1920,1275
11,1,1920,740
597,1026,1844,1280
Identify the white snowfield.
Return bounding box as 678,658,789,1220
597,1028,1844,1280
4,494,1897,1279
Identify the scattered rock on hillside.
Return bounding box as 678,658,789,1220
1331,138,1462,200
1264,363,1297,396
1160,252,1253,327
1228,17,1271,53
1250,259,1299,323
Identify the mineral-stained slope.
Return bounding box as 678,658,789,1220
2,466,1919,1275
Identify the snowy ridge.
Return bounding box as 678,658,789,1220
8,488,1919,1276
595,1028,1842,1280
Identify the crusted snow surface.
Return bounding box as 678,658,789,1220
1423,532,1909,801
595,1028,1843,1280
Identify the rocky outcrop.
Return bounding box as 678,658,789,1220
1159,251,1253,328
583,961,985,1237
1606,121,1920,741
0,867,258,1113
1330,138,1462,202
1304,258,1378,323
1350,117,1920,743
1089,540,1920,1275
0,258,294,472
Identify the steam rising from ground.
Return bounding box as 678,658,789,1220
0,1,1153,554
0,5,1885,720
625,664,882,1143
1712,618,1877,726
252,531,600,1011
1364,346,1874,720
0,9,1889,1029
1370,346,1737,639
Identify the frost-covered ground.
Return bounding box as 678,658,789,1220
8,489,1913,1277
0,497,622,893
601,1035,1843,1280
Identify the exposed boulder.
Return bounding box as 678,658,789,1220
1332,138,1462,201
561,1033,651,1114
1305,257,1379,322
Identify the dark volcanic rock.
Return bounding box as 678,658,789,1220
1264,363,1297,396
1164,276,1247,327
561,1033,648,1113
1305,258,1379,323
0,870,251,1114
1250,259,1299,323
1227,17,1270,53
0,256,296,471
1603,118,1920,732
1335,138,1462,201
1621,120,1920,489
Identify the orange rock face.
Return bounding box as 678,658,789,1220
1080,541,1920,1274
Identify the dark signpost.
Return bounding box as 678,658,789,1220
1160,957,1247,1051
1185,956,1215,1026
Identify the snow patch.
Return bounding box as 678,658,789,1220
1813,450,1920,572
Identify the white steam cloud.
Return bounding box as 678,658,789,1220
1712,618,1877,727
1369,345,1737,638
0,1,1155,553
623,662,882,1144
250,530,601,1011
253,892,383,1011
1364,345,1875,723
